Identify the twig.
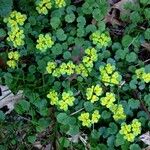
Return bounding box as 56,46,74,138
70,108,84,116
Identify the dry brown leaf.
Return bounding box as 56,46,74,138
112,0,137,14
143,146,150,150
105,13,123,26
0,85,23,114
141,43,150,52
140,132,150,146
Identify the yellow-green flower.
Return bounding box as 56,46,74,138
36,0,52,15
7,60,17,69
36,34,54,52
8,51,20,61
91,110,101,124
59,91,75,111
135,67,150,83
4,11,27,28
7,27,25,47
75,63,89,77
46,61,57,74
59,100,68,111
86,85,103,103
99,64,122,86
119,119,141,142
131,119,141,136
55,0,66,8
110,104,126,121
52,68,61,77
91,31,111,48
100,92,116,108
78,112,91,127
47,90,59,105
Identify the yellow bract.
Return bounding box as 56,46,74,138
4,11,26,47
110,104,126,121
55,0,66,8
47,90,59,105
86,85,103,103
7,51,20,69
47,90,75,111
7,60,17,69
91,31,111,48
46,61,57,74
36,0,52,15
78,110,101,127
119,119,141,142
36,34,54,52
100,92,115,108
136,68,150,83
99,63,122,86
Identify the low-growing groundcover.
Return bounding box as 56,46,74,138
0,0,150,149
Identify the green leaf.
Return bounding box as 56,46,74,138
0,28,6,38
92,9,103,21
65,13,75,23
140,0,150,5
84,101,94,112
36,118,50,132
56,29,67,41
115,133,125,146
144,8,150,19
130,144,141,150
0,110,5,121
0,0,13,17
77,27,85,37
77,16,86,27
28,16,36,25
122,35,133,47
15,100,30,114
107,135,115,147
59,137,70,148
50,17,61,29
101,110,111,119
51,43,63,56
27,135,36,144
63,51,71,60
128,99,140,109
67,125,79,136
126,52,137,62
130,11,142,23
91,129,100,140
144,28,150,40
107,123,118,135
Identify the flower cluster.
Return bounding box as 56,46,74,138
110,104,126,121
91,31,111,48
47,90,58,105
86,85,103,103
100,92,115,108
46,48,98,78
78,110,101,127
46,61,57,74
59,61,76,75
36,34,54,52
7,51,20,69
4,11,26,47
99,63,122,86
47,90,75,111
55,0,66,8
136,68,150,83
36,0,52,15
75,48,98,77
119,119,141,142
59,91,75,111
100,93,126,121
